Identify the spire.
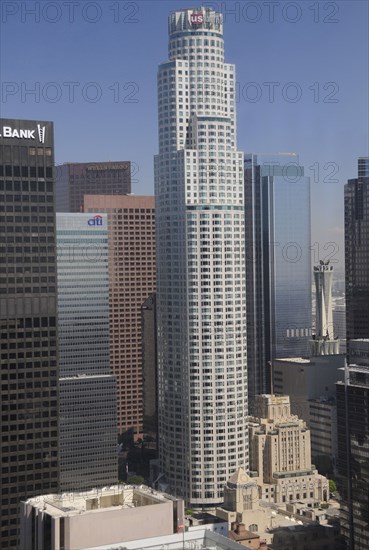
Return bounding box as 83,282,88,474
311,261,340,355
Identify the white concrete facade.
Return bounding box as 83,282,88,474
311,262,340,356
155,7,248,506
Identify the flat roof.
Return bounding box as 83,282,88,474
274,357,310,364
24,485,172,518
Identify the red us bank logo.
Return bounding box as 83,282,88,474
87,215,103,226
191,13,204,25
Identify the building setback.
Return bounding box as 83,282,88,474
56,213,117,491
155,7,248,506
84,195,155,439
345,157,369,341
244,153,312,405
55,161,131,213
0,119,59,548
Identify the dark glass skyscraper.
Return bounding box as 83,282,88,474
338,157,369,550
345,157,369,341
0,119,59,548
336,341,369,550
245,153,312,406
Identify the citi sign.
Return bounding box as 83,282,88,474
87,215,103,226
0,124,46,143
191,13,204,25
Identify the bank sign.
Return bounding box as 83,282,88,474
87,215,103,226
189,10,222,30
0,124,46,144
190,12,204,25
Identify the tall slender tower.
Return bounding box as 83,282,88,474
154,7,248,506
311,261,340,355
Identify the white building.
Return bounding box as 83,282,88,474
311,262,340,356
154,6,248,506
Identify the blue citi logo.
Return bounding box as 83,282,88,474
87,215,103,226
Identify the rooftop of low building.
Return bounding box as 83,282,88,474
23,485,177,518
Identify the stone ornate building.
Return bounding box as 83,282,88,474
248,395,329,505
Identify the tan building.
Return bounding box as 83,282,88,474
248,395,328,505
216,468,301,547
20,485,184,550
229,523,264,549
85,195,155,439
273,355,344,473
217,468,275,536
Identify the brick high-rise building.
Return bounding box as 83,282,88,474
85,195,155,439
0,119,59,548
55,161,131,213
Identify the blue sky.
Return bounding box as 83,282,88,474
1,0,368,270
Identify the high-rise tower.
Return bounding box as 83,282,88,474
56,213,117,491
345,157,369,341
244,153,311,404
0,119,59,548
85,194,156,440
154,7,248,506
336,342,369,550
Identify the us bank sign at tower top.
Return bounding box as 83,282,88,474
0,119,52,146
169,6,223,35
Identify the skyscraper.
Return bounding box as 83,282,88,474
0,119,59,548
84,195,156,440
336,342,369,550
56,213,117,491
345,157,369,341
339,156,369,549
55,161,131,213
245,153,311,403
154,7,248,506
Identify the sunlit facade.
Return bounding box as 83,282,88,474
155,7,248,506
